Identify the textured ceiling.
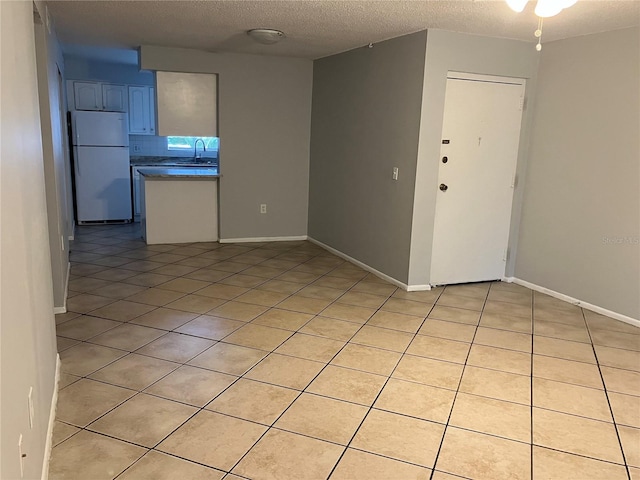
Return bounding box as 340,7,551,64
47,0,640,60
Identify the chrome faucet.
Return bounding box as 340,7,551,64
194,138,207,161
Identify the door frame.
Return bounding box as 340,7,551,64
429,71,527,286
447,71,526,87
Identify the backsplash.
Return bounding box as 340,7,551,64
129,135,218,158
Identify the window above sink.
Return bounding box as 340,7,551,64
130,134,218,160
167,136,219,153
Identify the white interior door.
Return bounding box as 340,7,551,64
430,73,525,286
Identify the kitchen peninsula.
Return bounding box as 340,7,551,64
139,167,219,244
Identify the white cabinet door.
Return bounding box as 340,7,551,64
74,82,102,111
128,86,156,135
102,84,127,112
74,82,127,112
129,86,149,134
148,87,156,135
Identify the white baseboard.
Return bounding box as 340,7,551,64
219,235,308,243
41,354,61,480
503,277,640,328
53,263,71,314
307,237,424,291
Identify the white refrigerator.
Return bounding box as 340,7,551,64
72,111,132,223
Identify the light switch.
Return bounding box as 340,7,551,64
392,167,399,181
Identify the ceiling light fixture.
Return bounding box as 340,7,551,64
506,0,578,51
247,29,285,45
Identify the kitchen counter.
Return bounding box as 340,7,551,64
130,156,217,167
140,167,218,245
138,167,219,178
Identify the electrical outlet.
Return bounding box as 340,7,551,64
260,204,267,214
28,388,34,429
392,167,399,181
132,144,141,153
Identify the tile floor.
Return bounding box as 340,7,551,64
50,224,640,480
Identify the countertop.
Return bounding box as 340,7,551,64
139,167,220,178
131,156,217,167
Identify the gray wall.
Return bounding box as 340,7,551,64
308,31,428,283
35,12,70,309
140,46,312,240
1,2,59,478
516,27,640,319
408,30,539,286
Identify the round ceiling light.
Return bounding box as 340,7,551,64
247,29,286,45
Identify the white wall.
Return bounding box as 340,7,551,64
408,30,539,286
516,27,640,319
140,46,313,240
35,8,71,309
1,2,59,478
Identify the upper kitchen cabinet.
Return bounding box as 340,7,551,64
156,71,217,137
102,84,128,112
128,85,156,135
73,81,127,112
74,82,101,111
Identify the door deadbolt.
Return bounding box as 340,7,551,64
439,183,448,192
442,156,448,164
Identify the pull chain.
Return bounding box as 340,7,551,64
534,17,544,51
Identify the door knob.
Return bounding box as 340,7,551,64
439,183,448,192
